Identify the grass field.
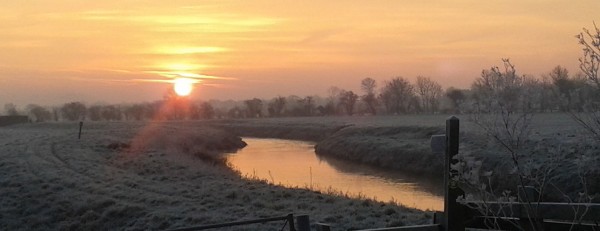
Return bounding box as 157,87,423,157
0,121,430,230
1,113,596,230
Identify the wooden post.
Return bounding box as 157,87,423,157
518,186,540,231
444,116,465,231
296,215,311,231
78,121,83,139
287,214,297,231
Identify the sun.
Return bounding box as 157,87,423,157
173,78,194,96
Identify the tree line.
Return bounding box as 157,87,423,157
2,62,598,122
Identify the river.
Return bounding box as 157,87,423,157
227,138,444,211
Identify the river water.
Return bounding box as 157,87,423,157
227,138,443,211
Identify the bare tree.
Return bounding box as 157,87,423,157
339,90,358,115
298,96,316,116
61,102,87,121
538,76,557,112
445,88,466,114
471,59,530,115
548,65,575,111
87,105,103,121
325,86,343,115
464,60,539,230
577,22,600,88
570,23,600,140
101,105,122,121
26,104,51,122
267,96,286,117
460,59,596,231
361,78,378,115
199,102,215,119
244,98,263,118
415,76,443,113
379,77,415,114
124,104,146,121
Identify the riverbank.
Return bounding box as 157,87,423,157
208,114,600,201
207,116,447,177
0,122,430,230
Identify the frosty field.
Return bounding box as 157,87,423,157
1,113,597,230
0,121,429,230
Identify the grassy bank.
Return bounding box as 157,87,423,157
206,116,449,177
207,114,600,201
0,122,430,230
315,126,444,177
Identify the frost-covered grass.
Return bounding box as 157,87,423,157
315,126,444,177
2,114,593,230
0,121,430,230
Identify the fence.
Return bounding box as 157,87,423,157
167,214,307,231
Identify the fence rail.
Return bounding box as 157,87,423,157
462,201,600,221
167,214,301,231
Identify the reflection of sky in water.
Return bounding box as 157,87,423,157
228,138,444,211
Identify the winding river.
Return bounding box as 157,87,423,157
227,138,444,211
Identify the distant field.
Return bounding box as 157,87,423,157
212,113,584,137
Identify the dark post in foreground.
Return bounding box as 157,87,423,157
444,116,465,231
78,121,83,140
295,215,310,231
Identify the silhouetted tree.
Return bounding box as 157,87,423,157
326,86,344,115
244,98,263,117
445,87,466,113
102,105,122,121
538,76,556,112
26,104,51,122
339,90,358,115
199,102,215,119
189,103,200,120
298,96,316,116
124,104,146,121
87,105,102,121
379,77,414,114
416,76,443,113
361,78,378,115
268,96,286,117
549,65,576,110
228,106,243,118
61,102,87,121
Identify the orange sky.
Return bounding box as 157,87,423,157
1,1,599,106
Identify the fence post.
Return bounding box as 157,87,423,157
518,186,541,230
444,116,465,231
296,215,311,231
287,214,296,231
78,121,83,139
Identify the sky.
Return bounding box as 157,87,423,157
1,0,599,106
